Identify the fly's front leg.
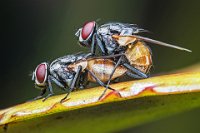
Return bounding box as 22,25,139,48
90,33,97,56
34,89,46,100
84,33,97,58
42,76,55,102
96,34,107,55
60,66,82,103
27,87,46,102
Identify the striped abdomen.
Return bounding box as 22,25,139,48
87,59,127,82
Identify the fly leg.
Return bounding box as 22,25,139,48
78,72,88,89
84,33,97,58
34,89,46,100
104,53,148,85
86,69,119,100
60,66,82,103
91,33,97,56
106,55,123,85
27,88,46,102
123,63,148,78
42,76,55,101
99,55,148,99
49,75,66,91
85,33,107,57
99,56,124,100
96,34,107,55
125,71,144,79
102,54,148,86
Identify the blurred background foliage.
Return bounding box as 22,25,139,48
1,0,200,132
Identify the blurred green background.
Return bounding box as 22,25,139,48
1,0,200,132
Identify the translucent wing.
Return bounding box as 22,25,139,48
112,35,192,52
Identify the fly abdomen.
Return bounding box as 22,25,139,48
87,59,126,82
125,41,152,73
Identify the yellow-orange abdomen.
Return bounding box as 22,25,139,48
87,59,127,82
125,41,152,73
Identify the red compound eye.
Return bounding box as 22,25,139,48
36,63,47,83
81,21,95,40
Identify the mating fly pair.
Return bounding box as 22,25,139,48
32,53,145,102
32,21,191,102
75,21,191,77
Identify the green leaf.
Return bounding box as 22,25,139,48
0,72,200,133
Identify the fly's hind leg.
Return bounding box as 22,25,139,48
99,56,124,99
123,63,148,79
101,53,148,99
86,69,120,100
106,55,123,86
